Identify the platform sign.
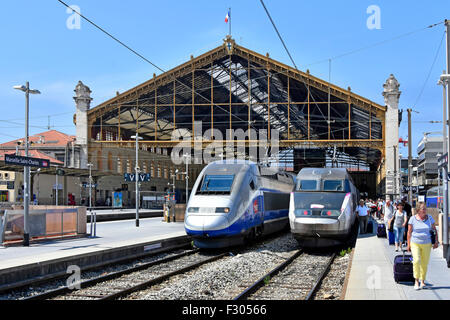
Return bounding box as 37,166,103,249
4,154,50,168
124,173,150,182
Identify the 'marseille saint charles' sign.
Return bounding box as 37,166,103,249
4,154,50,168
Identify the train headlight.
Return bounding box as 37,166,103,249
321,210,340,217
215,207,230,213
294,209,312,217
188,207,199,213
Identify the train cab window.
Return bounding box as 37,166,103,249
199,174,235,193
323,180,343,191
249,179,255,190
297,180,317,191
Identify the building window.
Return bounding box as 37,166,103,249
97,150,103,171
157,164,161,178
108,153,113,171
0,191,8,202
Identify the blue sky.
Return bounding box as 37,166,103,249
0,0,449,157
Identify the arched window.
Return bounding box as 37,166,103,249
108,152,113,171
97,150,103,171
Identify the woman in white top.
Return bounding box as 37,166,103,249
389,202,407,251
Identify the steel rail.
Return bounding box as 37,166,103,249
304,253,337,300
233,249,303,300
23,249,199,300
100,252,230,300
0,241,192,296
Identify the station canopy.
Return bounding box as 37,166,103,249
89,37,386,169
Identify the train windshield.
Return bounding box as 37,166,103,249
297,180,317,191
323,180,343,191
199,174,235,193
293,192,346,217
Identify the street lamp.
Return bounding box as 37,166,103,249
131,134,143,227
14,82,40,246
86,163,93,209
413,167,419,200
182,153,191,204
439,72,450,262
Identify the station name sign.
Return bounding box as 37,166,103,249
4,154,50,168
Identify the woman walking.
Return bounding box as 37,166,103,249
389,202,407,252
407,202,439,290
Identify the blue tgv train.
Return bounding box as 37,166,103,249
184,160,295,248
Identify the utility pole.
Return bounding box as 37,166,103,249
131,134,142,227
87,163,93,209
444,19,450,264
393,145,397,201
407,108,413,205
14,82,40,246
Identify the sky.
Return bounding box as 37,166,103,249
0,0,449,158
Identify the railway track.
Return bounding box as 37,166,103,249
233,250,336,300
25,250,228,300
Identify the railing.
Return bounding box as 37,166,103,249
0,206,86,244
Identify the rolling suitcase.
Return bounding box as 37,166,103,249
394,251,414,283
388,230,395,245
377,224,386,238
366,220,373,233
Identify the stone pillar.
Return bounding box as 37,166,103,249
74,81,92,169
382,74,401,200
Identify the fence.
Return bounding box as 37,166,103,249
0,206,86,244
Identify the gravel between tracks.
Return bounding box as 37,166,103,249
313,252,350,300
125,234,299,300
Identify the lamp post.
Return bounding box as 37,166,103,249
413,167,419,201
183,153,190,204
439,70,450,262
86,163,93,209
13,82,40,246
131,134,143,227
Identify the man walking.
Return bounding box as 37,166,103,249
356,199,369,234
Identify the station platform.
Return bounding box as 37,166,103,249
344,219,450,300
0,217,189,291
86,208,163,222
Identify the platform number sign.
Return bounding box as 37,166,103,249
124,173,150,182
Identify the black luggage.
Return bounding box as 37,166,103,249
393,251,414,283
366,220,373,233
377,223,386,238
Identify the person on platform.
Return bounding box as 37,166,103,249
401,196,412,244
356,199,369,234
407,202,439,290
389,202,407,251
383,198,394,234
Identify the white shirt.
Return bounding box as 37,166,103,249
356,205,369,216
384,204,394,223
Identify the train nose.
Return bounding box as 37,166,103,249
185,214,230,234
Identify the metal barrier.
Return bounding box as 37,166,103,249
0,206,86,244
